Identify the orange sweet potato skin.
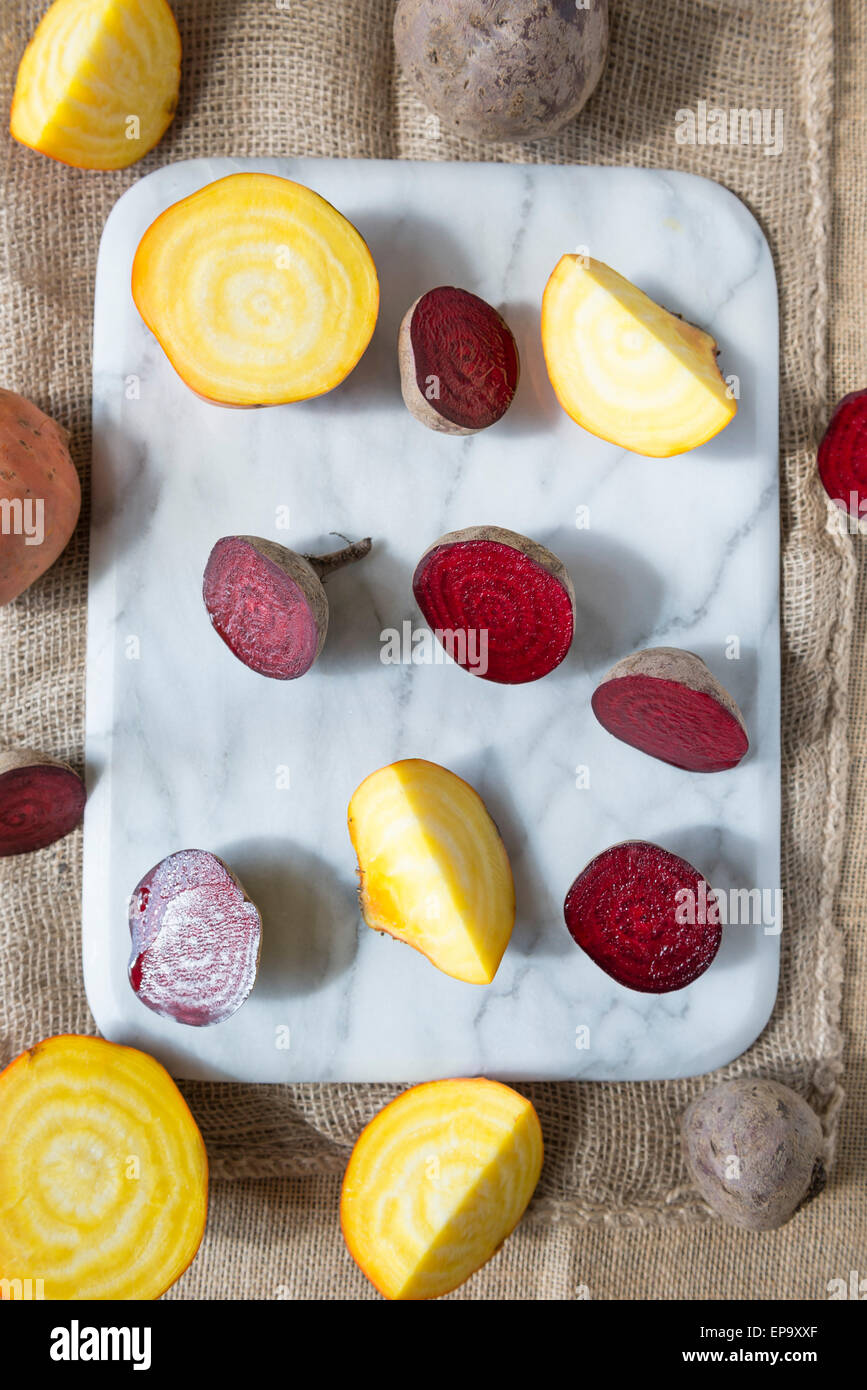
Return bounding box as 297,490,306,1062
0,387,80,605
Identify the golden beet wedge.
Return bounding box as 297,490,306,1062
541,256,737,457
341,1078,543,1300
348,758,515,985
132,172,380,407
0,1035,208,1300
10,0,181,171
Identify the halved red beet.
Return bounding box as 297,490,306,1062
129,848,262,1027
398,286,519,434
0,748,86,856
412,525,575,684
203,533,371,680
564,841,722,993
817,388,867,518
591,647,749,773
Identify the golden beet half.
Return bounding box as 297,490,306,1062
348,758,515,985
0,1035,208,1299
11,0,181,170
132,172,380,406
341,1078,543,1299
542,255,736,457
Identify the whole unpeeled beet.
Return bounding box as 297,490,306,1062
682,1079,825,1230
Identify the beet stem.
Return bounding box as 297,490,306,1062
304,536,372,581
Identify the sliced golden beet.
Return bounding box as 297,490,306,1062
348,758,515,985
132,173,380,407
0,1035,207,1300
541,256,736,457
341,1078,543,1300
11,0,181,171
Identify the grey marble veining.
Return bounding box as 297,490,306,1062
84,158,780,1082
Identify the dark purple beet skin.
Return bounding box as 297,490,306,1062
564,840,722,993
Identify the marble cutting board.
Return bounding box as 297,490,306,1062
84,157,780,1083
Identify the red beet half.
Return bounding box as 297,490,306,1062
129,849,262,1026
203,533,372,680
564,840,722,994
817,388,867,518
591,647,749,773
398,286,520,434
0,748,86,856
412,525,576,684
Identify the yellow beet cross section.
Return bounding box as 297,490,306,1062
341,1078,543,1300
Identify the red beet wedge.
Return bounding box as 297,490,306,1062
129,849,262,1027
564,840,722,994
398,286,519,434
0,748,86,856
817,387,867,520
412,525,576,684
591,647,749,773
203,533,371,680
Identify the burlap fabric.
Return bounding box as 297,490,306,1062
1,0,862,1296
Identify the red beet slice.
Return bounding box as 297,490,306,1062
398,286,519,434
0,748,85,856
129,849,262,1027
591,647,749,773
412,525,576,684
564,840,722,994
817,388,867,520
203,533,371,680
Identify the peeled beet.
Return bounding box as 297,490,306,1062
412,525,575,684
817,388,867,519
0,748,85,856
128,849,262,1027
564,840,722,993
398,287,519,434
203,533,371,679
591,647,749,773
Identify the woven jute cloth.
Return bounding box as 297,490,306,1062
1,0,862,1296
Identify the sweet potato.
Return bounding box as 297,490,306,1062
0,387,80,605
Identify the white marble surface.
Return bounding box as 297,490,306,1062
84,157,780,1082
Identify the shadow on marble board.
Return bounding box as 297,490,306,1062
217,835,359,1000
448,742,576,966
314,533,407,674
663,822,768,981
545,524,665,672
306,210,479,417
